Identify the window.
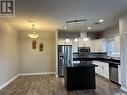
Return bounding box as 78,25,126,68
107,39,115,55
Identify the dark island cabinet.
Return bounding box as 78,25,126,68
64,63,96,91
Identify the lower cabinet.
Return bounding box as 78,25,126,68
93,61,109,79
118,65,121,85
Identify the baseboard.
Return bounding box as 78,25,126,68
121,86,127,92
18,72,56,76
0,72,56,90
0,74,19,90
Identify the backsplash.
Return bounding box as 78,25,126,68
108,53,120,58
73,52,107,58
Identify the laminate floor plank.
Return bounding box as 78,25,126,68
0,74,126,95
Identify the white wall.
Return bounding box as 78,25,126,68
0,20,19,87
119,14,127,91
19,30,56,73
103,26,119,39
0,20,56,87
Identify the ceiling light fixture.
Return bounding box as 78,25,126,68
65,22,70,42
83,37,88,41
28,25,39,39
88,27,92,30
82,19,88,41
99,19,104,22
74,21,79,42
65,38,70,42
64,27,67,30
74,38,79,42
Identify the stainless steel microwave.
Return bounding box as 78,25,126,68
78,47,90,53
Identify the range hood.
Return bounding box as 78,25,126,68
78,32,90,47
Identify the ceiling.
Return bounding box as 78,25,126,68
3,0,127,32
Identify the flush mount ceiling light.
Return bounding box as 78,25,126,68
99,19,104,22
28,25,39,39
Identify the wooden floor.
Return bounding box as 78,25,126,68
0,74,126,95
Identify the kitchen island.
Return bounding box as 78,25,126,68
73,56,120,84
64,62,97,91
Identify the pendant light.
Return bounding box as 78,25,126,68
65,38,70,42
65,22,70,42
82,19,88,41
74,38,79,42
28,25,39,39
74,21,79,42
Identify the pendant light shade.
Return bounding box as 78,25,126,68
65,38,70,42
83,37,88,41
73,21,79,42
28,25,39,39
28,33,39,39
65,22,70,42
74,38,79,42
82,19,89,41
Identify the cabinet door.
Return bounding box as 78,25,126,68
72,44,78,53
90,40,95,52
118,65,121,84
93,61,109,79
58,40,65,45
92,61,98,73
114,36,120,54
103,64,109,79
92,61,102,74
96,39,101,52
58,39,72,45
100,62,109,79
90,39,106,52
97,61,104,76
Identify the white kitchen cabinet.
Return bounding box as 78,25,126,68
58,40,65,45
118,65,121,85
58,39,79,52
72,43,78,53
58,39,72,45
114,36,120,54
78,38,90,47
93,61,109,79
93,61,101,74
102,62,109,79
90,39,106,52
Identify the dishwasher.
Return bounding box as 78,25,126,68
109,64,118,84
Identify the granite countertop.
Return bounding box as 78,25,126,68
73,57,120,65
66,62,97,68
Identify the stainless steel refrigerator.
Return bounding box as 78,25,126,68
58,45,72,77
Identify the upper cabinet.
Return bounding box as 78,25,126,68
58,39,90,53
58,39,78,52
90,39,106,52
114,36,120,54
58,39,72,45
58,38,107,53
78,39,91,47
